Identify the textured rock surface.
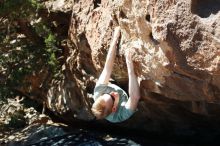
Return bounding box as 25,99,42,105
43,0,220,136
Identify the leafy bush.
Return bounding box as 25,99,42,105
7,110,27,129
0,0,63,100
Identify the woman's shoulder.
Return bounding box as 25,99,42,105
108,83,123,91
94,83,115,95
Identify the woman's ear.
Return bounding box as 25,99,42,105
110,92,119,97
112,106,117,112
111,92,116,96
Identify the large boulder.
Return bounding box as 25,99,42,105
44,0,220,136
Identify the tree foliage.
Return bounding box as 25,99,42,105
0,0,63,100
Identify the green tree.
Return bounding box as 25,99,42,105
0,0,63,100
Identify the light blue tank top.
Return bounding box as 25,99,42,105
93,83,135,123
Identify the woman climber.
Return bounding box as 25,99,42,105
91,26,141,123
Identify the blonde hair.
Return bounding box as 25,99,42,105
91,97,112,119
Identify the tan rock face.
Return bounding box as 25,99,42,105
46,0,220,133
68,0,220,101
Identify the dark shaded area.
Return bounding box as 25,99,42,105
29,129,141,146
42,95,220,146
150,32,159,45
30,114,220,146
119,10,128,19
38,9,71,39
94,0,101,9
146,14,151,22
191,0,220,18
